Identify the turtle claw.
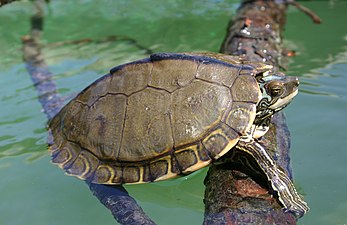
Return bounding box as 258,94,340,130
237,139,309,218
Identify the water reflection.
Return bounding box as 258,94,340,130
299,48,347,99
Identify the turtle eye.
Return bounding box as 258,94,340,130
266,81,284,97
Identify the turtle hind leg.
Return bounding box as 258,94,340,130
236,139,309,218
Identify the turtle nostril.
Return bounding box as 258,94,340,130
294,77,300,87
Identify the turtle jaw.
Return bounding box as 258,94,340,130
269,89,298,111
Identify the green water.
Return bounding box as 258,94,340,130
0,1,346,224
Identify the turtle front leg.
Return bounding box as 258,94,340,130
236,139,309,218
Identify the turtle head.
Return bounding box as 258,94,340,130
254,73,299,127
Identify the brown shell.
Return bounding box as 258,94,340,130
49,52,264,184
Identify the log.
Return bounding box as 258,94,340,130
204,0,319,224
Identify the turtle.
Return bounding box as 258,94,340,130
48,52,309,217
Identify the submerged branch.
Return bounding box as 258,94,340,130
22,0,155,224
0,0,18,7
45,35,153,55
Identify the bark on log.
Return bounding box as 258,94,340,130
204,1,304,224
